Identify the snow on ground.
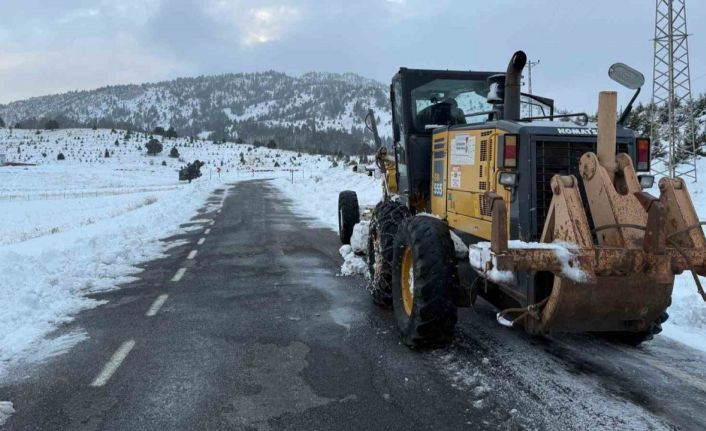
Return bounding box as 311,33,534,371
271,161,381,231
0,401,13,426
0,128,325,379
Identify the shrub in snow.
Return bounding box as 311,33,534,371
104,149,110,158
179,160,205,183
145,138,163,156
57,152,65,160
169,146,180,158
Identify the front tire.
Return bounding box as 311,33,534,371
391,216,458,348
338,191,359,245
367,200,410,307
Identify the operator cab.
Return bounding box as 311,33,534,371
390,68,554,209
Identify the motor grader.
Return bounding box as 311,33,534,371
338,50,706,348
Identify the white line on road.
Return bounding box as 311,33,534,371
187,249,198,260
198,238,205,245
204,228,211,235
210,220,215,226
217,209,222,213
171,267,187,282
90,340,135,387
146,294,169,317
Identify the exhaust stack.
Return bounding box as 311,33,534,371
503,50,527,121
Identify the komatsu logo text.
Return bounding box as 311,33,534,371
556,128,598,136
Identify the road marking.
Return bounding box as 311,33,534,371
90,340,135,387
210,220,215,226
204,228,211,235
146,294,169,317
187,249,198,260
198,238,205,245
171,267,186,282
217,209,222,213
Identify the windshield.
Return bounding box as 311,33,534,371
410,78,493,133
521,94,552,118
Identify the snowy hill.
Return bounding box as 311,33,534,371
0,71,392,155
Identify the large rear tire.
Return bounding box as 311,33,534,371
391,216,458,348
367,200,410,307
338,191,359,245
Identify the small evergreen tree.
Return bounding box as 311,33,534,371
57,152,65,160
153,126,165,136
169,146,180,158
179,160,205,183
165,127,178,139
145,138,163,156
104,149,110,158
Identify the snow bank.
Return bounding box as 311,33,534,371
350,221,369,255
271,165,381,231
0,181,217,377
339,245,367,276
0,401,13,426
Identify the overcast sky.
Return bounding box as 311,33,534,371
1,0,705,111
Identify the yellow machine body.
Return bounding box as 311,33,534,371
430,127,511,239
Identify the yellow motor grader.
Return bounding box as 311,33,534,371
338,50,706,347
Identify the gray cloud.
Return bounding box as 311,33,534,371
0,0,705,113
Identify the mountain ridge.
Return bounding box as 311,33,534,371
0,70,393,155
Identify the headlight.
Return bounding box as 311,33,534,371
638,174,655,189
499,172,518,187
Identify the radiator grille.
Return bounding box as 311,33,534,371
479,194,492,216
480,140,488,161
534,140,628,238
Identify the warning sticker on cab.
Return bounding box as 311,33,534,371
450,165,462,188
450,134,476,166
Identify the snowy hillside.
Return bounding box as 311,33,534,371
0,128,380,379
0,71,392,155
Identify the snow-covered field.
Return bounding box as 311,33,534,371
0,128,368,382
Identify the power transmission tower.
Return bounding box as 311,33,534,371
650,0,697,181
526,59,540,95
526,59,540,117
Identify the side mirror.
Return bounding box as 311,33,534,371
608,63,645,90
364,111,375,134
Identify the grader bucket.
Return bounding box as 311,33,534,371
471,92,706,335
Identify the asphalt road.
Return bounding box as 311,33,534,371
3,180,706,430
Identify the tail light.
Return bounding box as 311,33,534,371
498,134,518,168
636,137,650,172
